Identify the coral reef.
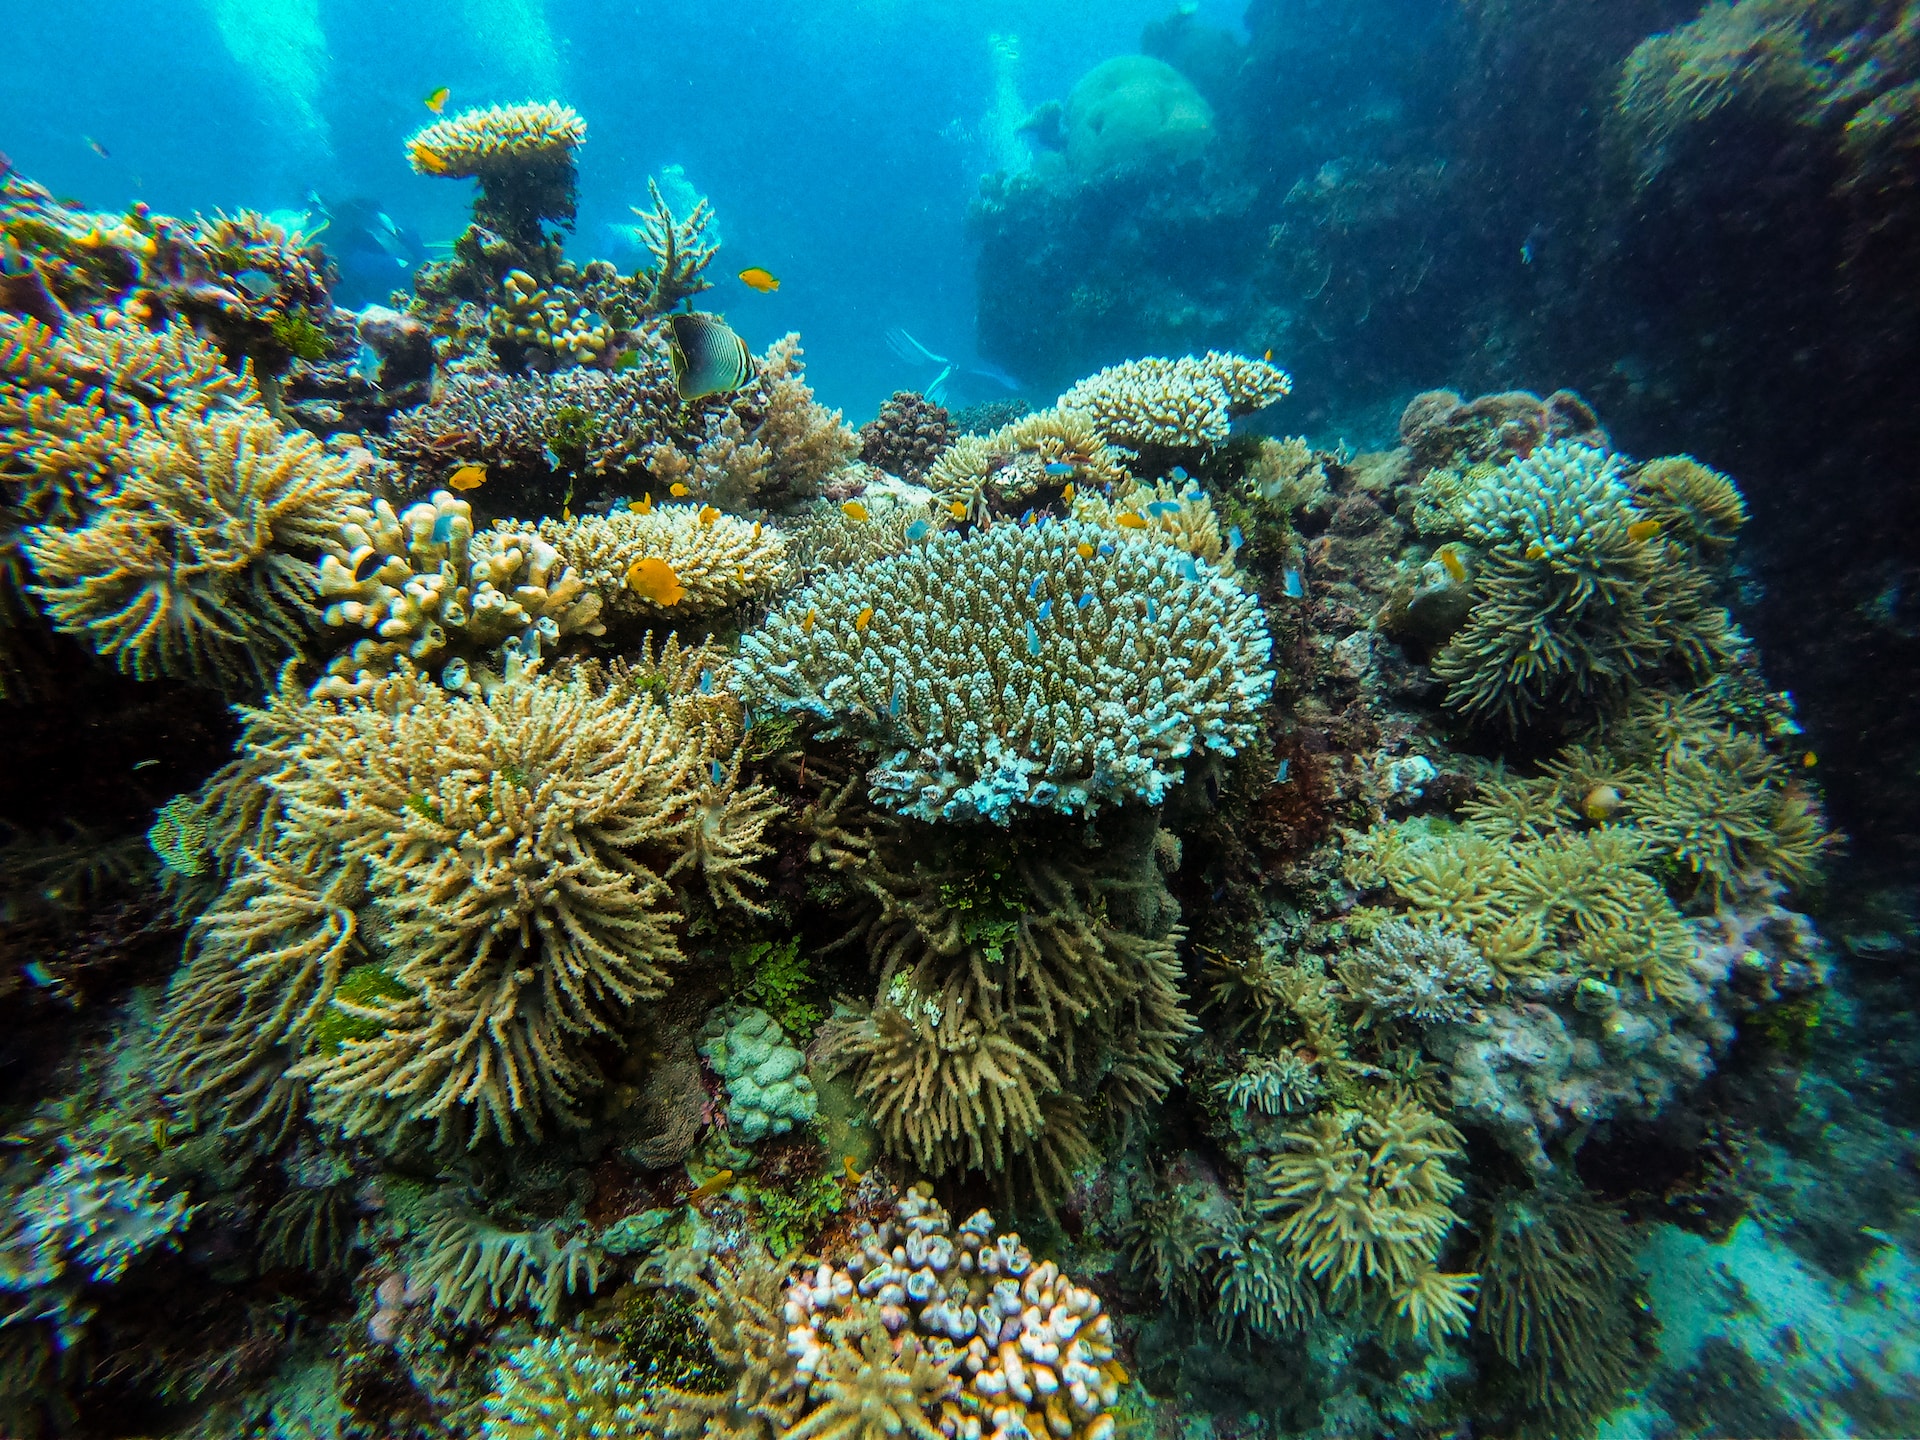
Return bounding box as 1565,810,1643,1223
925,406,1128,522
483,1334,648,1439
1334,918,1492,1026
417,1208,607,1325
541,504,787,623
1058,352,1292,452
311,489,608,697
858,391,956,484
697,1004,818,1143
741,521,1274,823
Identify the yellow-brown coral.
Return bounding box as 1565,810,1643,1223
1628,455,1748,552
1071,474,1234,568
542,505,787,621
926,406,1129,521
406,101,587,177
24,408,359,688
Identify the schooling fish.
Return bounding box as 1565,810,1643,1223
1145,598,1160,622
1076,541,1095,559
633,493,654,515
889,682,905,717
424,86,451,114
1145,501,1182,518
1177,556,1201,582
699,669,714,694
710,759,726,785
697,505,721,526
1228,525,1244,549
1283,568,1304,598
448,464,486,491
667,311,754,400
1077,592,1093,609
1037,599,1053,621
948,500,969,521
738,267,780,293
841,500,870,522
1170,467,1188,482
854,605,874,631
801,607,817,632
626,556,687,606
1098,542,1116,557
84,136,110,159
1027,576,1043,599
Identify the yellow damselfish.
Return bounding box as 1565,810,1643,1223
854,605,874,631
738,267,780,292
670,482,690,497
949,501,968,520
626,556,686,607
633,493,653,515
802,607,816,632
1436,545,1467,583
688,1168,734,1202
1076,541,1095,559
1626,518,1662,543
697,505,721,526
424,86,450,114
841,500,870,522
1115,511,1148,530
448,464,486,491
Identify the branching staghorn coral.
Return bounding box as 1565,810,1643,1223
312,490,607,698
808,788,1191,1186
24,407,361,689
741,520,1274,823
1431,442,1741,731
1058,352,1291,451
629,176,719,314
652,1245,804,1440
417,1208,608,1325
157,648,778,1150
541,503,786,622
1335,919,1493,1027
643,412,773,511
483,1333,649,1439
925,406,1128,522
1477,1188,1641,1423
1253,1101,1475,1332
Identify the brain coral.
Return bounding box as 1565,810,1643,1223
739,520,1274,823
697,1004,818,1143
1063,55,1215,176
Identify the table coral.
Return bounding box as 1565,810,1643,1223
24,407,362,690
156,648,779,1150
406,101,587,180
542,504,786,622
741,520,1274,824
697,1004,818,1142
1057,351,1291,451
1430,441,1741,731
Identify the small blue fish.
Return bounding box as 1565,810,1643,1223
905,519,930,541
710,759,725,785
24,962,54,988
699,669,713,694
542,444,563,469
1077,592,1093,609
1146,598,1160,622
1098,542,1116,557
889,682,904,717
1021,509,1035,527
234,268,278,300
1025,621,1042,656
1170,467,1188,481
349,343,382,383
1186,490,1206,503
431,511,455,545
1146,501,1181,518
1229,525,1244,549
1027,576,1043,600
1037,599,1053,621
1177,556,1201,582
1044,461,1075,477
1274,759,1291,784
1283,568,1305,598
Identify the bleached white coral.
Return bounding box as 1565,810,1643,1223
739,520,1274,823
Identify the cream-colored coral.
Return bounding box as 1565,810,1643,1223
1058,352,1291,450
1071,474,1234,568
312,491,607,699
643,414,773,511
489,268,614,369
542,504,786,621
1628,455,1748,551
406,101,586,177
416,1209,607,1325
748,334,860,497
24,408,360,689
1243,435,1329,516
925,407,1129,521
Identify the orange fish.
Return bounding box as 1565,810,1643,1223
1436,545,1467,583
841,500,870,522
1524,542,1546,560
1115,511,1148,530
688,1168,735,1202
1626,518,1662,543
948,501,968,521
697,505,720,526
626,556,686,606
634,493,653,515
411,145,450,175
1062,483,1075,502
424,86,451,114
802,607,816,633
1263,348,1273,362
854,605,874,631
843,1155,864,1183
670,482,691,497
738,267,780,293
1076,541,1095,560
448,464,486,491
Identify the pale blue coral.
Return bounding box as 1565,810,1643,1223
740,519,1274,823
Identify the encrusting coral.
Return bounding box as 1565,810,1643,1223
156,643,778,1150
311,490,607,699
1430,441,1741,731
1058,351,1292,451
24,407,363,690
741,520,1274,823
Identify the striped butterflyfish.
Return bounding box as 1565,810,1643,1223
666,312,754,400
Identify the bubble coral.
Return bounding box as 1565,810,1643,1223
542,504,787,623
1057,351,1291,452
24,407,362,689
697,1004,819,1143
741,521,1274,824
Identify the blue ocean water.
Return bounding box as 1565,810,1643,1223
2,2,1918,1436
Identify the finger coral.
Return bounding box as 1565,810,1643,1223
24,408,362,689
1071,473,1234,569
740,520,1274,823
1058,351,1291,451
1430,441,1741,731
157,648,778,1150
312,490,607,699
541,504,786,622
